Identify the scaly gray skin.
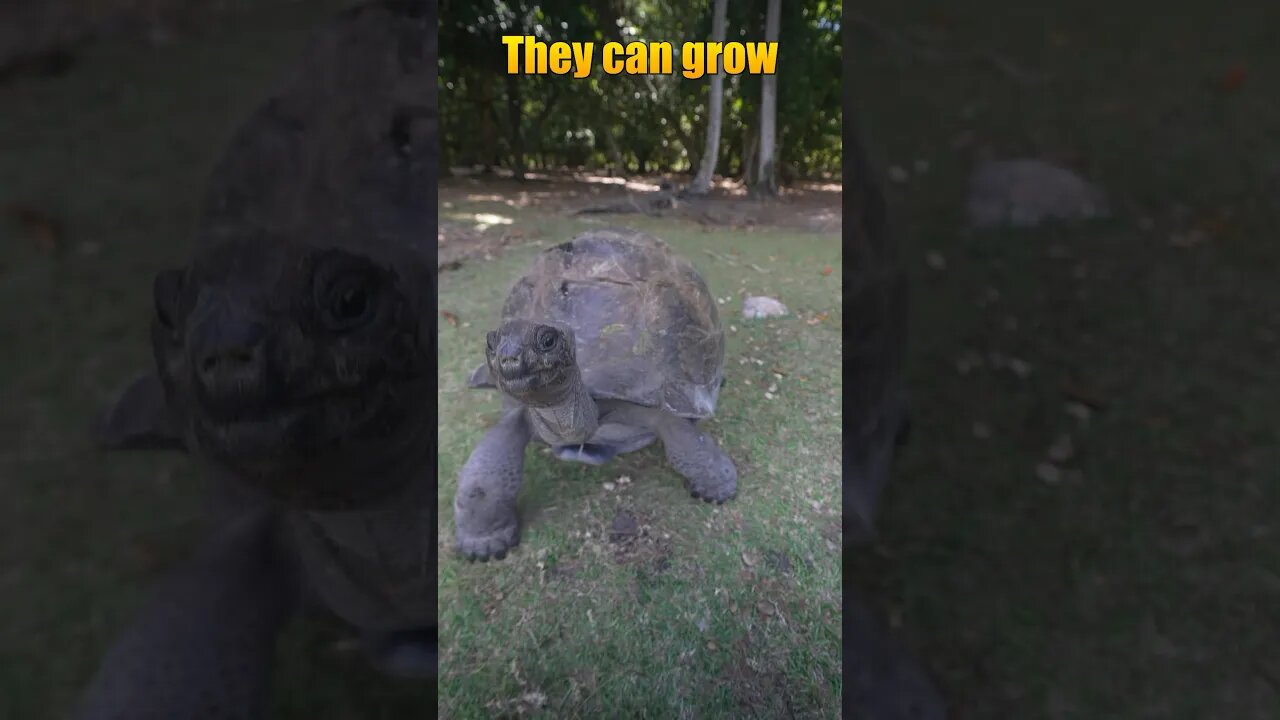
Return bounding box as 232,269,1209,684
79,1,436,717
454,320,736,561
75,508,298,720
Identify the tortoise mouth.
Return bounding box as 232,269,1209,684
191,379,402,462
494,366,567,394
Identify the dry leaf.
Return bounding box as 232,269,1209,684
1221,65,1248,92
821,264,833,276
440,310,459,327
8,204,62,254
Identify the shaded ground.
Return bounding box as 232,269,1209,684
438,171,841,270
437,204,843,717
852,1,1280,718
0,2,430,717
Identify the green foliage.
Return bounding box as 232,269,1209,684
439,0,842,181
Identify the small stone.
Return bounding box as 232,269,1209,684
887,165,909,183
1047,434,1075,463
1064,402,1092,424
972,422,992,439
1003,316,1018,331
966,158,1109,230
1008,357,1032,378
744,379,752,386
729,324,738,332
742,296,789,319
913,159,930,174
1036,462,1062,484
617,475,631,485
603,482,616,491
767,383,778,393
764,392,774,400
926,251,947,270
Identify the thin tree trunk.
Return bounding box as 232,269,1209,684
688,0,728,195
753,0,780,196
504,73,526,180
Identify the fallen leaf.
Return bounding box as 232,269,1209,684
1061,381,1107,410
440,310,459,327
821,264,833,276
1221,65,1248,92
805,312,829,326
8,204,62,254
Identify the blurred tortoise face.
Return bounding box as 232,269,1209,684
485,320,577,405
151,238,431,508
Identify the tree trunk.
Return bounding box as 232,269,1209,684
504,74,526,180
752,0,780,196
688,0,728,195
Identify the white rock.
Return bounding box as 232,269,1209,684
1064,402,1092,424
967,159,1109,230
1036,462,1062,484
742,296,789,319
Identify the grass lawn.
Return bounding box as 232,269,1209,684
851,1,1280,717
436,205,844,718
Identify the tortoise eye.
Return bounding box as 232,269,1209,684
537,328,558,351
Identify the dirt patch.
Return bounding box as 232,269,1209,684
720,635,800,719
438,171,842,271
604,507,672,568
437,221,535,272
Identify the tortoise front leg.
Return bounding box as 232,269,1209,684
76,508,298,720
454,408,531,561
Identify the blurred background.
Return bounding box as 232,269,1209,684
0,0,429,716
849,1,1280,718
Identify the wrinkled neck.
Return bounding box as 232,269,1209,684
526,371,598,445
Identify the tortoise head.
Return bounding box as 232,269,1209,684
149,236,432,508
484,320,580,406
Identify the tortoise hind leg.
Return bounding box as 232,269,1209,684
75,508,298,720
596,401,737,503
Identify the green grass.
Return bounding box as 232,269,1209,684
437,207,844,718
0,2,431,717
851,1,1280,717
